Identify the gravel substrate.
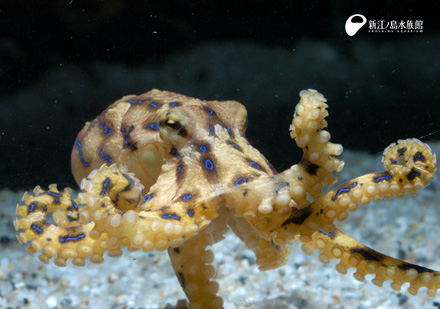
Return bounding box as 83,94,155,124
1,143,440,309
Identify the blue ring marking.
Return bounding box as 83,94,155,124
188,209,194,217
390,158,397,164
101,177,110,195
319,229,333,236
298,177,303,180
401,265,434,273
407,171,420,180
275,183,289,193
182,194,192,200
123,173,133,184
235,178,247,185
100,150,112,163
232,143,239,149
143,194,152,202
101,122,112,135
334,187,350,199
210,126,214,132
121,127,137,150
397,147,407,154
40,191,62,197
179,272,186,289
171,102,179,107
150,102,158,108
199,145,207,152
333,182,357,200
74,141,89,167
205,159,214,170
59,234,85,243
31,224,43,234
207,108,214,115
149,123,160,130
225,127,231,134
177,165,182,172
162,214,180,220
249,160,260,169
71,199,78,210
28,203,37,213
416,152,425,162
373,174,392,182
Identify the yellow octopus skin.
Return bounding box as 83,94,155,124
14,89,437,307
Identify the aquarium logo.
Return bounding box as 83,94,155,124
346,14,424,36
345,14,367,36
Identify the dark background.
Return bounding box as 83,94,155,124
1,1,439,190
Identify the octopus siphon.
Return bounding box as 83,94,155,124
14,89,438,308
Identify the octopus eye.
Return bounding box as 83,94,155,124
166,120,181,130
160,109,192,148
166,120,187,136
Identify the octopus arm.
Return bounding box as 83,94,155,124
281,138,436,240
276,138,439,296
285,89,344,207
167,207,229,309
14,185,104,267
304,228,440,296
14,163,221,267
227,210,290,270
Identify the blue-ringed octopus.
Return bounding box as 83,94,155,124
14,89,437,308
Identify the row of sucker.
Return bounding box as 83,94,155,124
14,163,207,267
14,184,100,267
78,164,202,253
168,228,223,309
301,228,440,297
278,138,437,247
286,89,344,207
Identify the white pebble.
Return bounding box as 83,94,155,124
46,296,57,308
